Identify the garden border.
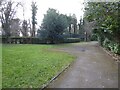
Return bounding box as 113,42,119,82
100,46,120,63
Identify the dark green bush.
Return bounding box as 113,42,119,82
98,36,104,46
91,34,98,41
117,45,120,55
64,38,80,43
102,38,120,55
112,43,120,55
2,37,81,44
2,37,47,44
103,38,110,50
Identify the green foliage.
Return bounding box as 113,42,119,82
114,44,120,54
103,38,120,54
84,2,120,40
2,37,47,44
84,2,120,54
108,42,120,54
31,1,37,37
103,38,110,49
38,8,68,43
22,20,29,37
90,34,97,41
64,38,80,43
31,2,37,24
2,44,75,88
66,14,77,34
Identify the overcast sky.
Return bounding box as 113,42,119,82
14,0,84,27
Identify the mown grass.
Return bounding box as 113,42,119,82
0,44,2,89
2,44,75,88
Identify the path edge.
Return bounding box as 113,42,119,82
40,59,76,90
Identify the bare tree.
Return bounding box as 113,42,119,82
0,0,5,6
0,0,20,37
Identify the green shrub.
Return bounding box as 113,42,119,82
2,37,81,44
98,36,104,46
2,37,47,44
103,38,120,55
91,34,98,41
108,42,115,53
117,45,120,55
64,38,80,43
103,38,110,49
113,43,120,54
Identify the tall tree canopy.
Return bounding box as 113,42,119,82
38,8,68,43
21,20,28,37
72,14,77,34
84,2,120,54
31,1,37,37
66,14,77,35
66,15,73,34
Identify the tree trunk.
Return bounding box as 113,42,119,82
69,24,71,37
32,24,35,37
2,23,11,37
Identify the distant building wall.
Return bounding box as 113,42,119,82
10,19,20,37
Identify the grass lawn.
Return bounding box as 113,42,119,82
0,44,2,89
2,44,75,88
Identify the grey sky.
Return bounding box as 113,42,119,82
14,0,84,26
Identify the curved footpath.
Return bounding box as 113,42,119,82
47,42,118,88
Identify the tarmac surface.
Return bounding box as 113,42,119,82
47,42,118,88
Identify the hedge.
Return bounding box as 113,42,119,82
63,38,80,43
1,37,81,44
1,37,46,44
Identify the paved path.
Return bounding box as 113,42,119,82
47,42,118,88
